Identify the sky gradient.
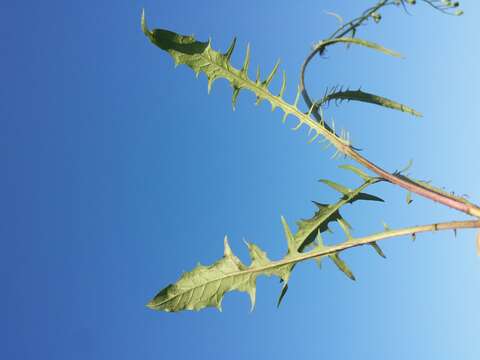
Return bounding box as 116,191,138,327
2,1,480,359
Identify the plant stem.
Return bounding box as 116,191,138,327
257,219,480,274
299,1,480,219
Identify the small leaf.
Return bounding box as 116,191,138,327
277,284,289,307
329,253,355,280
351,192,384,203
370,242,386,258
406,191,413,205
223,37,236,61
324,10,344,25
281,216,296,254
314,257,323,268
318,89,422,117
315,229,327,250
319,179,351,196
314,232,327,269
399,159,413,174
278,71,287,98
232,87,241,110
318,37,403,58
339,164,372,181
338,218,353,240
241,43,251,75
141,9,149,36
263,59,280,88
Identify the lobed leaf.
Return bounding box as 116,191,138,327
147,236,292,312
142,11,352,155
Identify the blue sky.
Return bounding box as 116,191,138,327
2,1,480,359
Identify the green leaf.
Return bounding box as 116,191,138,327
317,89,422,117
142,12,351,155
313,231,327,268
319,179,351,196
147,236,292,312
312,37,421,118
147,228,373,312
294,202,340,251
338,218,353,240
399,159,413,174
406,191,413,205
370,242,386,258
294,178,381,252
316,37,403,58
275,178,382,303
350,192,385,203
324,11,344,25
277,283,289,307
329,253,356,280
281,216,298,255
339,164,372,181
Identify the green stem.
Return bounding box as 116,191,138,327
246,219,480,275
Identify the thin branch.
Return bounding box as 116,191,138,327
287,219,480,266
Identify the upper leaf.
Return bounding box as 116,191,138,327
317,89,422,117
142,11,353,155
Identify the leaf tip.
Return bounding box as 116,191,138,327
224,235,233,256
406,191,413,205
370,242,386,258
141,8,150,37
277,284,289,308
248,288,257,312
146,300,156,310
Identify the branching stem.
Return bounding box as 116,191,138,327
299,0,480,218
228,219,480,277
261,219,480,273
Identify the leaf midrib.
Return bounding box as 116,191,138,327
189,46,344,149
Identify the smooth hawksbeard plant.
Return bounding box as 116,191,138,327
141,0,480,313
